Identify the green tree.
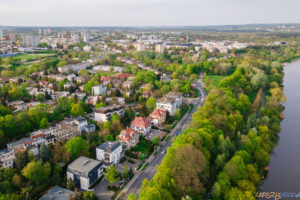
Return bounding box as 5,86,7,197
104,134,114,141
127,193,137,200
71,103,84,117
146,97,156,112
95,102,105,108
124,164,129,180
153,136,159,146
38,144,50,163
67,178,75,190
39,118,50,129
104,166,120,187
21,161,51,185
65,137,85,159
82,191,97,200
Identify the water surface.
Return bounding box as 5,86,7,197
262,60,300,192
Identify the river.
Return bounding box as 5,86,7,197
262,60,300,193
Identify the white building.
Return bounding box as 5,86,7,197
22,35,40,47
73,117,96,133
136,43,145,52
0,148,15,168
67,156,103,190
83,45,91,52
83,33,90,42
156,44,165,53
96,141,122,166
156,91,182,115
91,85,107,96
130,117,152,136
94,105,124,122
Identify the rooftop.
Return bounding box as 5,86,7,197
67,156,102,178
97,141,121,153
39,186,74,200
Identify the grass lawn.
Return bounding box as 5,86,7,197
14,54,55,61
131,137,154,155
206,75,228,86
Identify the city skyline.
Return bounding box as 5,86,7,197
0,0,299,26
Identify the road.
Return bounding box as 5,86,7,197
120,76,206,200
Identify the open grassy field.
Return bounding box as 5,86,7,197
206,75,228,86
14,53,55,61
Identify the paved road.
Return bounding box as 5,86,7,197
120,77,206,200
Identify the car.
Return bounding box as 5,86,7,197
161,150,165,155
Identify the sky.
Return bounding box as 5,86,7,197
0,0,299,26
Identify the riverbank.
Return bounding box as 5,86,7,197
262,60,300,192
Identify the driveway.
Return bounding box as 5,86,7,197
94,179,114,200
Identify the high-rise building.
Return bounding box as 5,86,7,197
156,44,165,53
38,29,42,35
0,30,3,38
22,35,40,47
83,32,89,42
47,29,51,34
136,43,145,52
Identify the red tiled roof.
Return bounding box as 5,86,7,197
114,74,133,79
149,109,166,119
131,117,151,129
100,76,112,82
118,127,138,141
31,133,45,139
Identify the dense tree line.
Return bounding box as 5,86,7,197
134,45,298,200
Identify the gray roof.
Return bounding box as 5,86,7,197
97,141,121,153
39,186,74,200
67,156,102,178
0,148,12,155
75,116,86,122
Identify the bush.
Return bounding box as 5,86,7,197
127,159,135,164
125,150,138,159
120,157,127,163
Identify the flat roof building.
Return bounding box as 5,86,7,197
67,156,103,190
39,186,74,200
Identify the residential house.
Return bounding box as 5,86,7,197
94,105,124,122
75,76,87,84
156,91,182,115
64,82,74,90
100,76,112,85
92,65,124,73
73,117,96,133
122,80,132,89
96,141,122,166
105,97,125,105
67,156,103,190
0,148,15,168
51,91,69,100
112,79,122,87
149,108,167,126
117,128,139,150
85,96,99,106
70,92,86,101
58,63,90,74
67,74,76,82
91,85,107,96
130,117,151,136
48,120,82,143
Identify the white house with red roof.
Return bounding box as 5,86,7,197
130,117,151,136
100,76,112,85
117,127,139,150
149,108,167,126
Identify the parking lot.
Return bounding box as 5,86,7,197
145,129,166,141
